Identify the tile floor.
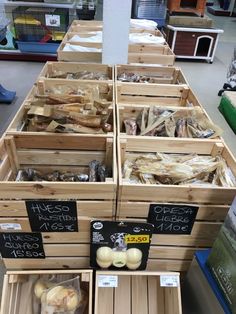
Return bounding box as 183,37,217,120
0,9,235,314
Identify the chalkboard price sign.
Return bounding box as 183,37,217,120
26,200,78,232
148,204,199,235
0,232,45,259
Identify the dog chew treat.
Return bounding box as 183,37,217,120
126,261,142,270
126,248,142,263
88,160,102,182
36,94,90,104
96,247,113,262
96,247,113,268
96,258,113,268
44,285,80,312
112,251,127,268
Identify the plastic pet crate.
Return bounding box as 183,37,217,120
17,40,60,53
132,0,167,18
76,1,96,20
12,6,69,42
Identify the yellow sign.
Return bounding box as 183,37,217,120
125,234,150,244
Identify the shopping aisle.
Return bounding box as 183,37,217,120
0,61,44,135
176,13,236,156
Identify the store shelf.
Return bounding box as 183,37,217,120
4,1,76,9
0,49,57,61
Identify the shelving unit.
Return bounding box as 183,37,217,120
1,0,77,60
4,1,76,9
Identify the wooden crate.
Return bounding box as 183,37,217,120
116,82,201,107
0,133,116,269
115,64,188,85
57,41,175,65
38,61,114,81
1,219,91,270
94,270,182,314
116,137,235,271
6,82,115,139
0,134,116,201
36,78,113,100
117,104,221,140
58,30,175,65
118,137,236,205
1,270,93,314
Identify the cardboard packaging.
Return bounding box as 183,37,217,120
207,197,236,313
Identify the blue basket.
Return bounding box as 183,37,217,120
17,41,59,53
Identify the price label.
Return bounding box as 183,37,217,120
98,275,118,288
0,223,22,231
160,275,179,287
125,234,150,244
45,14,60,27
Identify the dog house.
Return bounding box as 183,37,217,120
166,25,224,63
167,0,207,16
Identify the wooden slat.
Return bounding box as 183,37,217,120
42,229,90,244
114,275,131,314
96,286,114,314
118,83,187,97
147,259,190,272
3,257,90,269
0,200,114,218
128,54,175,66
148,276,163,314
0,182,115,200
117,202,229,221
13,134,108,150
44,243,89,257
124,137,218,154
17,150,105,166
0,156,11,181
165,287,182,314
131,275,148,314
151,222,221,247
120,184,236,205
149,246,203,260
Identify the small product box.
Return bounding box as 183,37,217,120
207,196,236,313
90,221,154,270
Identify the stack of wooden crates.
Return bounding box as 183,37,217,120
1,59,236,272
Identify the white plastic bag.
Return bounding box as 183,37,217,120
69,31,102,43
129,32,165,44
63,43,101,52
130,19,158,30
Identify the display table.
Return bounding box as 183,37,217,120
166,25,223,63
219,91,236,133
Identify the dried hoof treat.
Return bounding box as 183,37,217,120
112,251,127,268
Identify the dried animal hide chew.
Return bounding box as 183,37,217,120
123,153,236,187
124,107,222,139
51,70,109,80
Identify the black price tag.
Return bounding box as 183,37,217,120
0,232,45,259
148,204,199,235
26,200,78,232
